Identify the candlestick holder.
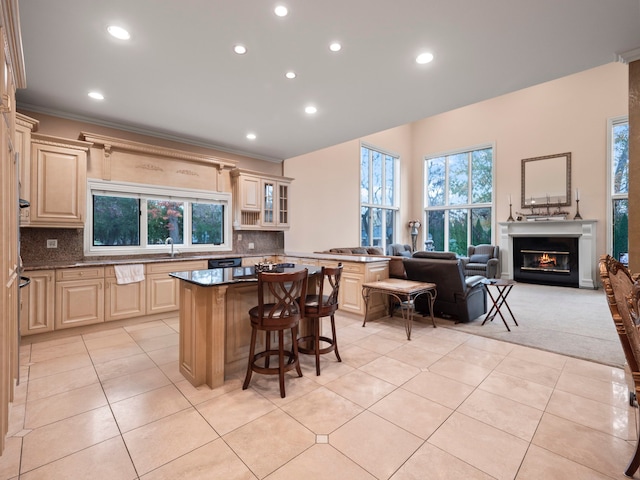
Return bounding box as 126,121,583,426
507,202,515,222
574,199,582,220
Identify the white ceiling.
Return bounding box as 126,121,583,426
15,0,640,162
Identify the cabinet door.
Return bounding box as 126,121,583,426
55,279,104,329
30,141,87,227
278,182,289,227
145,261,206,314
261,179,276,227
21,270,55,335
15,118,36,225
105,278,146,321
339,272,364,314
239,175,261,211
146,274,180,314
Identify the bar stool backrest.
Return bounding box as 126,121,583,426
255,269,308,328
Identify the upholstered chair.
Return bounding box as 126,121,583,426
461,244,500,278
386,243,412,257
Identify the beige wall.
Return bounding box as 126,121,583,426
284,123,414,252
284,62,629,258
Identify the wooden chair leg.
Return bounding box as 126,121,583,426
265,331,271,369
625,427,640,477
314,318,321,376
278,330,285,398
292,325,303,377
330,314,341,362
243,326,257,390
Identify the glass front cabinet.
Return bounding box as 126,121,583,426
231,168,292,230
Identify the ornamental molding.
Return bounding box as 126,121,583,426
81,132,237,171
31,133,92,151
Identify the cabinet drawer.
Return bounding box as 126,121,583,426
104,264,146,278
146,260,207,275
341,262,365,274
56,267,104,281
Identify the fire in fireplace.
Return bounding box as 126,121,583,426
513,236,579,287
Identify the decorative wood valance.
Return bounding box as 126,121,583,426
81,132,237,170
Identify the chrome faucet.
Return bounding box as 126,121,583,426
165,237,175,258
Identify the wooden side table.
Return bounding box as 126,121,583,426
481,279,518,331
361,278,437,340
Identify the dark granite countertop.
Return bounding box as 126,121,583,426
169,263,321,287
22,250,391,271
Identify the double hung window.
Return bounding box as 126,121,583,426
424,146,493,255
86,179,231,255
360,144,399,250
609,117,629,263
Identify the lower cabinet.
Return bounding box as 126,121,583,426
55,267,105,329
21,270,55,336
146,260,207,315
105,266,146,321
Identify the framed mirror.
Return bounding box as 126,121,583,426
521,152,571,208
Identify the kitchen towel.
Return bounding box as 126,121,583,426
114,264,145,285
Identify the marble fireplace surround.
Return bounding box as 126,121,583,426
499,220,597,289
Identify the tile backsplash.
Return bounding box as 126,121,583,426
20,228,284,265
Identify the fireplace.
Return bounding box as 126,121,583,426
499,220,596,289
513,236,579,287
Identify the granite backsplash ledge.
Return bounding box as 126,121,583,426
20,228,284,265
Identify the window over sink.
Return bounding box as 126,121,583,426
85,179,232,256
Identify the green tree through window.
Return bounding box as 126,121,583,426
425,146,493,255
360,145,399,250
611,118,629,262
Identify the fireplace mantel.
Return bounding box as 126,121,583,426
498,220,597,289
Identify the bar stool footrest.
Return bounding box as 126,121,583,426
298,335,337,355
249,349,299,376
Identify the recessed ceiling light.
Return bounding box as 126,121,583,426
107,25,130,40
274,5,288,17
305,106,317,114
246,133,257,140
88,91,104,100
233,44,247,55
285,71,296,79
416,52,434,64
329,42,342,52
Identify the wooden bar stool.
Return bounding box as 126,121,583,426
242,268,308,398
298,263,342,375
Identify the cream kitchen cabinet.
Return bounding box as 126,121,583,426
260,178,290,229
231,169,293,230
20,270,55,336
146,260,207,315
338,261,388,316
105,266,146,321
28,134,92,227
15,113,38,225
55,267,105,329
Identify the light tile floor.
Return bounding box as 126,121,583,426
1,311,638,479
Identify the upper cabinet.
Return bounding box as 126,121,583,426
27,134,92,228
231,169,292,231
15,113,38,224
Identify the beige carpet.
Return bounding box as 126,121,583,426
434,282,625,368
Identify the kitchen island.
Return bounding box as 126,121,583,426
170,264,321,389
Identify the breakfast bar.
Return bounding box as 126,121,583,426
170,264,320,388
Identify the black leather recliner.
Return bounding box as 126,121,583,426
403,254,487,323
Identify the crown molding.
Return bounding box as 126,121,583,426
0,0,26,88
16,102,284,163
616,47,640,64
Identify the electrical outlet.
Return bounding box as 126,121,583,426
248,242,255,249
238,234,242,241
46,239,58,248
